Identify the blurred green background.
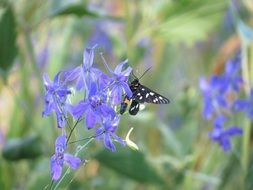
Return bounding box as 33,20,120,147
1,0,253,189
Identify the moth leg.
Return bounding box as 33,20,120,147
120,96,131,115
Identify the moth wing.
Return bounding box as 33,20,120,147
135,85,170,104
128,100,140,115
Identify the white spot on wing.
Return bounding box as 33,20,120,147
141,88,145,91
150,92,155,96
146,94,149,98
137,93,141,96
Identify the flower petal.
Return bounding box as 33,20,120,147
71,101,89,119
86,110,97,129
114,59,128,75
83,47,95,69
121,82,133,98
50,155,63,181
112,133,125,146
55,135,67,152
214,115,226,128
64,153,81,170
225,126,243,136
88,82,98,97
43,73,52,88
202,98,213,119
100,104,116,118
220,137,231,152
104,134,116,152
233,99,249,112
111,85,122,104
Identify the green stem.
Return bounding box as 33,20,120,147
23,26,43,93
241,41,251,175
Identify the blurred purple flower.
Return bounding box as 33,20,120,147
71,83,116,129
209,115,243,151
50,135,81,181
87,26,112,54
219,54,243,93
233,90,253,120
199,76,227,119
95,117,125,152
37,38,50,69
101,55,132,105
42,73,71,128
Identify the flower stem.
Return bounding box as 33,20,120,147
241,41,251,176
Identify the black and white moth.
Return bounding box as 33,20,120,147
120,78,170,115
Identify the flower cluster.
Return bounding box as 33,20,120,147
199,54,243,151
42,46,132,181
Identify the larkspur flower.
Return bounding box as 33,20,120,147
233,89,253,120
95,117,125,152
42,73,71,128
219,54,243,93
50,135,81,181
208,115,243,151
71,83,116,129
199,76,227,119
87,25,112,54
101,55,132,105
64,47,110,92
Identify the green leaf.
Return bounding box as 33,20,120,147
152,0,227,45
0,3,17,74
2,135,43,161
217,152,242,190
50,2,99,18
95,147,165,185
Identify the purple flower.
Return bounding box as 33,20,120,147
87,25,112,54
199,76,227,119
101,55,132,104
95,117,125,152
233,90,253,120
37,40,49,69
42,73,71,128
50,135,81,181
63,47,110,92
208,115,243,151
219,54,243,93
71,83,116,129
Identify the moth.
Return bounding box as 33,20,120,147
120,69,170,115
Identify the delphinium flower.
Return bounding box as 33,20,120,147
71,82,116,129
87,25,113,54
200,53,243,151
233,90,253,120
95,117,125,152
43,45,133,183
101,54,132,105
50,135,81,181
42,72,71,128
208,115,242,151
219,54,243,94
199,76,227,120
63,46,110,92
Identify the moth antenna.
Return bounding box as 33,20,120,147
139,67,152,80
132,70,138,79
